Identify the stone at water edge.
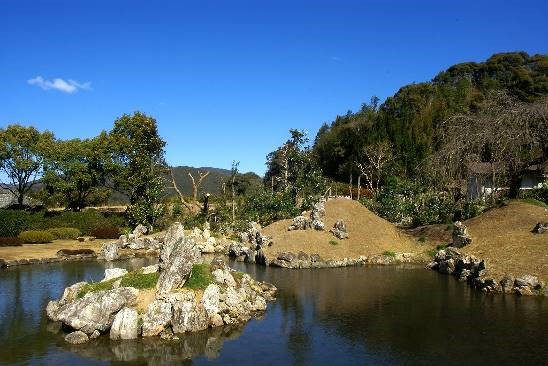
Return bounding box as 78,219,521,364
141,300,172,337
133,224,148,237
170,292,209,333
110,307,139,340
514,275,540,289
102,268,128,282
55,287,139,334
102,242,120,261
65,331,89,344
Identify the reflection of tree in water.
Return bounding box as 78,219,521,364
63,325,244,365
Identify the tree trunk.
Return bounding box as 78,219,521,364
349,172,353,199
357,175,361,201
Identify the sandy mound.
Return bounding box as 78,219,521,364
461,200,548,281
262,199,423,261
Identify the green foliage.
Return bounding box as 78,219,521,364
519,198,548,209
46,227,81,240
0,209,30,237
110,112,167,229
312,52,547,180
31,210,126,235
90,227,121,239
461,200,487,220
0,125,54,207
119,271,159,289
418,235,427,243
184,263,215,290
238,189,300,226
0,237,23,247
329,240,338,246
382,250,396,258
18,230,54,244
77,279,116,298
520,185,548,205
41,132,112,210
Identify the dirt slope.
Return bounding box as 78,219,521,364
462,201,548,281
262,199,428,261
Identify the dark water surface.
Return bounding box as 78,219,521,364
0,258,546,365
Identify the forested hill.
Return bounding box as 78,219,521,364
166,166,262,197
312,51,548,180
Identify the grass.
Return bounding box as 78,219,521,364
329,240,339,246
184,263,215,290
519,198,548,209
418,235,428,243
382,250,396,258
427,244,446,257
119,271,159,289
77,279,116,298
77,269,160,298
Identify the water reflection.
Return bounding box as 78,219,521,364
0,259,546,365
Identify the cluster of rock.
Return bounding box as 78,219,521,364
1,253,97,268
228,222,272,265
427,247,545,296
532,222,547,234
288,199,326,231
46,222,277,344
271,251,416,269
190,223,235,254
329,219,348,239
451,221,472,248
101,224,163,261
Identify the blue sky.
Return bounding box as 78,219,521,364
1,0,547,174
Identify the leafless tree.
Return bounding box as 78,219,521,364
167,168,195,211
429,91,547,202
357,141,394,196
188,170,210,202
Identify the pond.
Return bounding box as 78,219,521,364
0,258,546,365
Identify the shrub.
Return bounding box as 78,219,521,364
90,227,121,239
0,237,24,247
0,209,29,237
29,209,127,236
418,235,427,243
184,263,214,290
18,230,54,244
521,185,548,204
329,240,339,246
47,227,81,240
382,250,396,258
57,249,95,256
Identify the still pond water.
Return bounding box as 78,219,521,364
0,258,546,365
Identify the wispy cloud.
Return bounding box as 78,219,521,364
27,76,92,93
330,56,342,62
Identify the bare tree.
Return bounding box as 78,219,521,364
357,141,394,196
188,170,210,202
167,168,195,211
429,91,548,202
230,161,239,224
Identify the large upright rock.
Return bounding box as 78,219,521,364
55,287,139,334
141,300,172,337
288,215,310,231
310,199,326,231
110,307,139,340
102,242,120,261
156,223,200,297
451,221,472,248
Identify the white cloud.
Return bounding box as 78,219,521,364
27,76,91,93
331,56,342,62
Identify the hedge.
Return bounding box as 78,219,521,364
90,227,121,239
0,237,24,247
18,230,55,244
0,209,127,237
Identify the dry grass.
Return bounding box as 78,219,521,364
0,239,109,261
461,200,548,282
262,199,432,261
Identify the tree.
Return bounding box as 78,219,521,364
230,161,239,223
0,125,53,208
168,167,195,211
430,91,548,201
41,133,112,211
188,170,210,202
357,141,394,196
265,129,307,193
110,112,166,229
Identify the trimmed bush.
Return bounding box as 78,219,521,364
18,230,54,244
47,227,81,240
0,237,24,247
90,227,121,239
0,209,29,237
